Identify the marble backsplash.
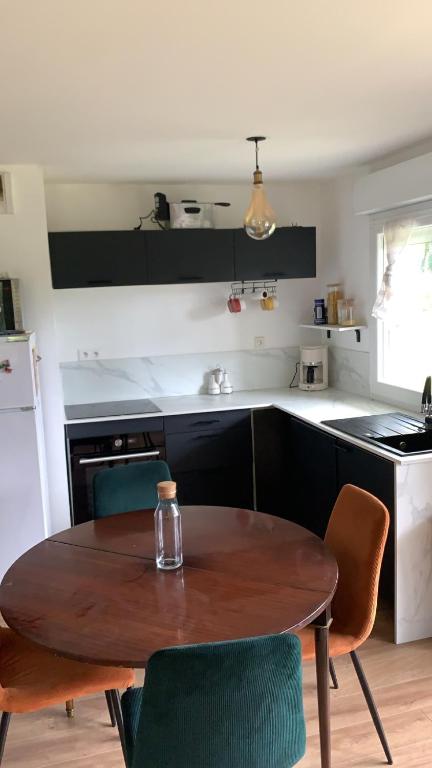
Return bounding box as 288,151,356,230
328,347,370,398
60,345,371,405
60,347,301,405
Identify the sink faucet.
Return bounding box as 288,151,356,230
421,376,432,427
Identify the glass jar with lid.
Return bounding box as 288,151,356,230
327,283,344,325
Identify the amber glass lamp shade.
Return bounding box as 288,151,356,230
244,169,276,241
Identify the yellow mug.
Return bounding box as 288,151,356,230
260,296,275,311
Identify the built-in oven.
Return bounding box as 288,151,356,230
65,416,165,525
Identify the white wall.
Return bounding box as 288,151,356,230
354,151,432,214
0,166,69,533
320,173,371,347
45,182,324,362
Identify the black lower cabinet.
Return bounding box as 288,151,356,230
336,439,394,513
253,410,338,533
289,418,339,536
254,411,395,603
253,408,293,518
165,411,253,509
173,466,253,508
336,438,395,603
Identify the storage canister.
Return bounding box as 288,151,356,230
337,298,355,326
327,283,343,325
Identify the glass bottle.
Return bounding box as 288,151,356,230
154,481,183,570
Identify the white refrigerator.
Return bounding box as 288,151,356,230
0,332,49,581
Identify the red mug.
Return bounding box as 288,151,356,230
227,296,242,313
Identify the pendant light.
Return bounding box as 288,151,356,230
244,136,276,241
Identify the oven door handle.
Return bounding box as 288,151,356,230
79,450,160,465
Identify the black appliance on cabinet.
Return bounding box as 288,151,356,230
65,416,165,526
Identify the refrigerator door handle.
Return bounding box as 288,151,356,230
0,406,36,414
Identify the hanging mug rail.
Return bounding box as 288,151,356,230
230,279,278,298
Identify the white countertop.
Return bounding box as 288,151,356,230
65,386,430,465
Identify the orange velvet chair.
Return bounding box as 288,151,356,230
0,627,134,763
297,484,392,765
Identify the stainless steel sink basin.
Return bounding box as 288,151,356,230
371,430,432,454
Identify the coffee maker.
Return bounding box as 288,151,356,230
299,345,328,391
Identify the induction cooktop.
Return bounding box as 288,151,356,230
65,399,162,420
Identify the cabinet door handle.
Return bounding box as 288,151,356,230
178,275,203,282
191,419,221,426
192,434,219,440
263,271,285,278
87,279,113,286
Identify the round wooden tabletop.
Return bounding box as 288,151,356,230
0,506,338,668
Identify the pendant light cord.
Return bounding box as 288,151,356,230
255,139,259,171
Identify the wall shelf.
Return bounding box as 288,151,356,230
299,324,366,343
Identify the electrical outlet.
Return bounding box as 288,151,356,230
254,336,265,349
77,350,100,361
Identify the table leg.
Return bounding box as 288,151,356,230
314,608,331,768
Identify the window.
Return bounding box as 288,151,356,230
372,205,432,406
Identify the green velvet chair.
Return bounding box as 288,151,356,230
93,460,171,518
121,633,306,768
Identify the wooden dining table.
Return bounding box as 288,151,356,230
0,505,338,767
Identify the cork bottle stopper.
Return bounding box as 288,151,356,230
157,481,177,500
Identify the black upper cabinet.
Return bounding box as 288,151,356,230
49,225,316,288
234,226,316,281
49,231,147,288
146,229,235,284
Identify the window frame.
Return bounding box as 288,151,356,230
369,200,432,410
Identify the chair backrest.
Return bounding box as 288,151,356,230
93,460,171,518
325,483,390,644
127,634,305,768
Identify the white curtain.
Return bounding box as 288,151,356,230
372,219,416,320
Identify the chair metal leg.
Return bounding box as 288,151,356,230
0,713,12,765
110,689,128,766
65,699,74,718
350,651,393,765
329,658,339,689
105,690,117,727
314,620,331,768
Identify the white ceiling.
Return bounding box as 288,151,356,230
2,0,432,182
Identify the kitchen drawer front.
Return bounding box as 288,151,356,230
166,426,252,471
165,409,251,434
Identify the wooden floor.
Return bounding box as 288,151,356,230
2,611,432,767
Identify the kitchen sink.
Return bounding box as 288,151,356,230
371,430,432,454
321,412,432,456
